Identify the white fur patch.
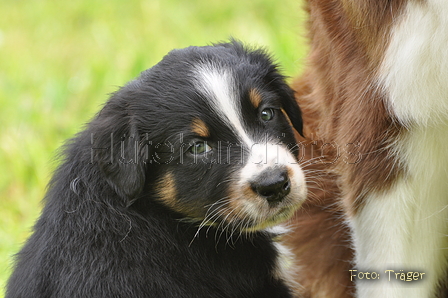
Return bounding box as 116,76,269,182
379,0,448,126
239,140,304,184
266,224,291,236
272,238,301,292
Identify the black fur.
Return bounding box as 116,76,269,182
7,41,303,298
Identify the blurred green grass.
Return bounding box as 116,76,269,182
0,0,307,295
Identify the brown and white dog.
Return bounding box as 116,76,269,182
284,1,448,298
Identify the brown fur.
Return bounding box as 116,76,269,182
296,0,407,214
283,139,355,298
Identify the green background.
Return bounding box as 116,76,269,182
0,0,308,294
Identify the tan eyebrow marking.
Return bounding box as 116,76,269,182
191,118,210,138
249,88,262,109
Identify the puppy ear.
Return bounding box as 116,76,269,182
102,132,146,206
280,87,304,137
91,108,148,207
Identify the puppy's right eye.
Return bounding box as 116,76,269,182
188,142,212,155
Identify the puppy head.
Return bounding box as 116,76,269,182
92,41,306,231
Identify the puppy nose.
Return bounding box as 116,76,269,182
251,169,291,203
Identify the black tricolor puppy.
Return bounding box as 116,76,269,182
7,41,306,298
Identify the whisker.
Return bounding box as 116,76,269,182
215,178,238,188
215,207,237,247
189,198,229,246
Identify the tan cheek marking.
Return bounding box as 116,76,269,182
249,88,262,109
226,183,261,224
286,167,294,181
155,172,205,220
191,118,210,138
227,185,243,219
155,172,179,211
243,183,256,199
226,185,248,224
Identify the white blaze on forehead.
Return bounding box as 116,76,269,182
194,64,252,146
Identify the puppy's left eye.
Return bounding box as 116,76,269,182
260,108,275,121
188,142,212,155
